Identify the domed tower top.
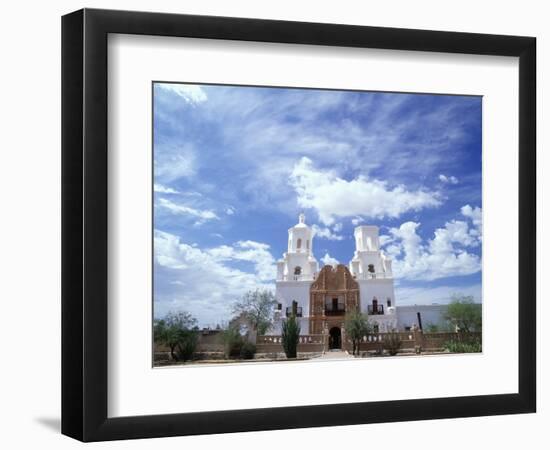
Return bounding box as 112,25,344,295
287,213,313,253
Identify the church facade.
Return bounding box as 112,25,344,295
272,214,446,346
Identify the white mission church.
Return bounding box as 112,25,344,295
271,214,448,346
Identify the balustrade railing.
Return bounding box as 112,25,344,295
257,331,480,352
354,272,393,280
285,306,303,317
356,332,414,343
278,273,316,281
367,305,385,315
256,334,324,345
325,304,346,316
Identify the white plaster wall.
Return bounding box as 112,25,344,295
270,316,310,335
358,279,397,313
274,281,315,335
368,315,398,332
356,251,385,273
275,282,312,317
283,252,316,277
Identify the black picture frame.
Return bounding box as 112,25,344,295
62,8,536,442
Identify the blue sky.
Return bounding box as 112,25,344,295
153,82,482,326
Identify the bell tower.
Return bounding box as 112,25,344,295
276,213,318,281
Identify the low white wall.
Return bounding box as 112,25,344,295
396,305,449,330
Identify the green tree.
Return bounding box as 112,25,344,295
444,295,482,333
344,310,371,356
153,318,178,361
232,289,278,335
153,311,199,361
177,329,199,362
281,314,301,359
153,319,167,345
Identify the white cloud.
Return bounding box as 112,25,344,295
157,198,218,224
385,206,482,281
225,206,235,215
311,224,344,241
438,174,459,184
154,231,275,326
206,240,276,282
351,217,363,226
290,157,441,225
155,85,480,218
461,204,482,239
157,84,207,104
321,253,339,266
154,183,180,194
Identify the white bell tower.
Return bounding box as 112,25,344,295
349,224,397,331
274,213,319,335
276,213,318,281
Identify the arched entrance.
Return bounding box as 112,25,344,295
329,327,342,350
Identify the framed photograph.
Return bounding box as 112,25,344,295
62,8,536,442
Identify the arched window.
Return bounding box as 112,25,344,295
368,264,375,273
387,298,392,307
306,239,309,250
297,238,302,249
294,266,302,275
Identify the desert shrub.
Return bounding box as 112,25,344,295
444,337,482,353
220,326,244,359
383,331,402,356
240,342,257,360
228,340,245,358
424,323,439,333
